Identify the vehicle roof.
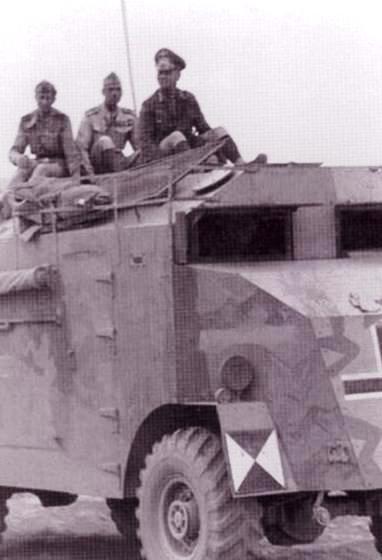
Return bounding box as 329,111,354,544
205,165,382,208
5,145,382,239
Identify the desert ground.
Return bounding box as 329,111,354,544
0,493,381,560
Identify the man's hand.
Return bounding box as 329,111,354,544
17,155,33,170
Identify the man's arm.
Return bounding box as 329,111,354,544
137,101,161,163
61,116,81,177
9,120,29,166
76,116,95,176
188,93,210,135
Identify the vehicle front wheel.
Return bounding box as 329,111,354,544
136,427,263,560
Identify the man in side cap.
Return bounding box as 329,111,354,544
76,73,137,178
8,81,80,188
138,48,262,165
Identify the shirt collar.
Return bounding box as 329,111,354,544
102,103,120,118
158,88,179,102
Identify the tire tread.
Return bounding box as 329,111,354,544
136,427,263,560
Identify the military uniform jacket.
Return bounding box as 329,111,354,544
9,108,80,175
76,104,137,174
138,88,211,161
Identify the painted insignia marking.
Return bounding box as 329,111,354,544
342,324,382,400
256,430,285,487
225,433,255,491
225,430,285,493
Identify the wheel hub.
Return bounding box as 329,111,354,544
167,496,199,541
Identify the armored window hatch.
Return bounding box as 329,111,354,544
186,206,294,263
336,204,382,255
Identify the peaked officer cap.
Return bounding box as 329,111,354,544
35,80,57,95
154,48,186,70
103,72,121,87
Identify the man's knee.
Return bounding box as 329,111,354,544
30,162,66,180
90,137,117,173
159,131,189,154
93,136,116,153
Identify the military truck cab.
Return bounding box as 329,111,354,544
1,150,382,557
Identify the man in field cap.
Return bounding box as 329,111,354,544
138,48,264,165
76,72,137,178
8,80,80,188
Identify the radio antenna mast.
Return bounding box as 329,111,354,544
120,0,137,113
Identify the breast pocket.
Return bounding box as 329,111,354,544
113,119,134,148
41,131,60,152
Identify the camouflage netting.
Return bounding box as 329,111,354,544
5,143,222,238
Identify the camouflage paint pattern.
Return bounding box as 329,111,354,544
0,160,380,500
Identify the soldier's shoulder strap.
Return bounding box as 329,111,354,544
142,90,160,107
85,105,101,117
20,110,38,128
179,90,196,101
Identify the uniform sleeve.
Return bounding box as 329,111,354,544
76,115,95,175
137,101,161,163
188,94,210,135
9,120,28,166
61,116,81,176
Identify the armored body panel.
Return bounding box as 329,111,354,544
172,164,382,497
1,150,382,555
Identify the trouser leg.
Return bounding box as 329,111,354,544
91,136,117,174
201,127,242,164
111,150,140,171
96,148,137,173
220,137,241,163
91,136,137,174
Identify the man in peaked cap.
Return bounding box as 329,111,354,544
76,73,138,178
138,48,262,165
8,80,80,189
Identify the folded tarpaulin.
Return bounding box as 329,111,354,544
0,265,57,295
6,141,223,236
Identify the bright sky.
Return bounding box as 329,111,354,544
2,0,382,179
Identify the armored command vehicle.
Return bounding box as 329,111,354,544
0,141,382,558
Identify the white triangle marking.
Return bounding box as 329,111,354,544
256,430,285,488
225,433,255,492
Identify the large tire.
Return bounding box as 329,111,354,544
136,427,263,560
263,497,325,545
370,515,382,553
